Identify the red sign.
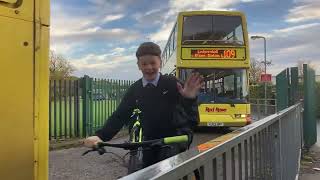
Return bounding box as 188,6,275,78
260,74,272,82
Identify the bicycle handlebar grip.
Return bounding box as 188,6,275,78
163,135,188,144
97,147,106,155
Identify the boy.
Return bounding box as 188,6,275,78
84,42,203,172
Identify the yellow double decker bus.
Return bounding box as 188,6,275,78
161,11,251,127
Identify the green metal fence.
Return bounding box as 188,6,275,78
276,64,316,148
303,64,317,148
276,67,299,111
49,76,134,140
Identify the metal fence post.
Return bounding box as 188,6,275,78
290,67,299,105
303,64,317,148
272,121,281,180
82,75,92,137
276,69,289,112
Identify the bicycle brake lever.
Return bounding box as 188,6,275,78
82,146,106,156
150,141,163,147
97,147,106,155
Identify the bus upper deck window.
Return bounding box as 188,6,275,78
182,15,244,46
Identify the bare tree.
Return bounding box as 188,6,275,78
49,50,75,79
249,57,264,85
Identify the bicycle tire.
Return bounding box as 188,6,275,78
127,148,143,174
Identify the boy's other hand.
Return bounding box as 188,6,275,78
177,72,204,99
83,136,102,148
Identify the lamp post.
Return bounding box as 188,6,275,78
251,35,267,115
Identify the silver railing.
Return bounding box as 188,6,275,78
121,103,303,180
250,98,277,120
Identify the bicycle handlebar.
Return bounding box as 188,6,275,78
82,135,189,156
163,135,188,144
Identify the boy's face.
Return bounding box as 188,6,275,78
137,55,161,81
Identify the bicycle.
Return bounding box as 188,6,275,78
127,108,144,172
82,135,189,173
83,108,201,179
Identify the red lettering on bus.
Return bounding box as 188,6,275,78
215,107,227,112
206,107,227,113
205,107,214,112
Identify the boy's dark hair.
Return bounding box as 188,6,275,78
136,42,161,59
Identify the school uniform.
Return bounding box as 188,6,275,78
95,73,199,172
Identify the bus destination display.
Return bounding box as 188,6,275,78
191,49,237,59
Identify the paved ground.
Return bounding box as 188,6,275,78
49,113,319,180
49,128,230,180
299,119,320,180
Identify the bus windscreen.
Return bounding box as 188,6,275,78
179,68,248,104
182,15,244,46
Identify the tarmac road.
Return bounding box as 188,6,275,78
49,128,230,180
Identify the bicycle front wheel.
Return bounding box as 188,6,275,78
127,148,143,174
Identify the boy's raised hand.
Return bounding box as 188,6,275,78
177,72,204,99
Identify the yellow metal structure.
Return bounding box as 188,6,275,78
0,0,49,180
161,11,251,127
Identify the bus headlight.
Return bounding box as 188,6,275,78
235,114,246,118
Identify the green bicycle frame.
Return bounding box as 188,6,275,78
130,109,143,143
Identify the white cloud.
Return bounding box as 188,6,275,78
250,23,320,75
73,54,132,69
50,1,144,79
149,0,247,43
134,8,164,27
50,42,75,55
68,44,142,79
149,22,175,42
103,14,125,23
294,0,319,3
168,0,238,12
241,0,257,2
88,0,136,14
71,51,140,79
273,23,319,33
111,47,126,55
51,11,93,36
286,0,320,23
50,3,140,56
53,27,140,43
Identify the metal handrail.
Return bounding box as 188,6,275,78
121,103,303,180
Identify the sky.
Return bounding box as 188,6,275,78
50,0,320,80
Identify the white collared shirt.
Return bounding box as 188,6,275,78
142,72,160,87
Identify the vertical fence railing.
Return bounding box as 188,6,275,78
275,64,316,148
49,76,134,140
49,80,52,140
303,64,317,148
75,80,81,138
49,79,82,140
250,98,277,120
276,67,299,112
88,78,131,134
